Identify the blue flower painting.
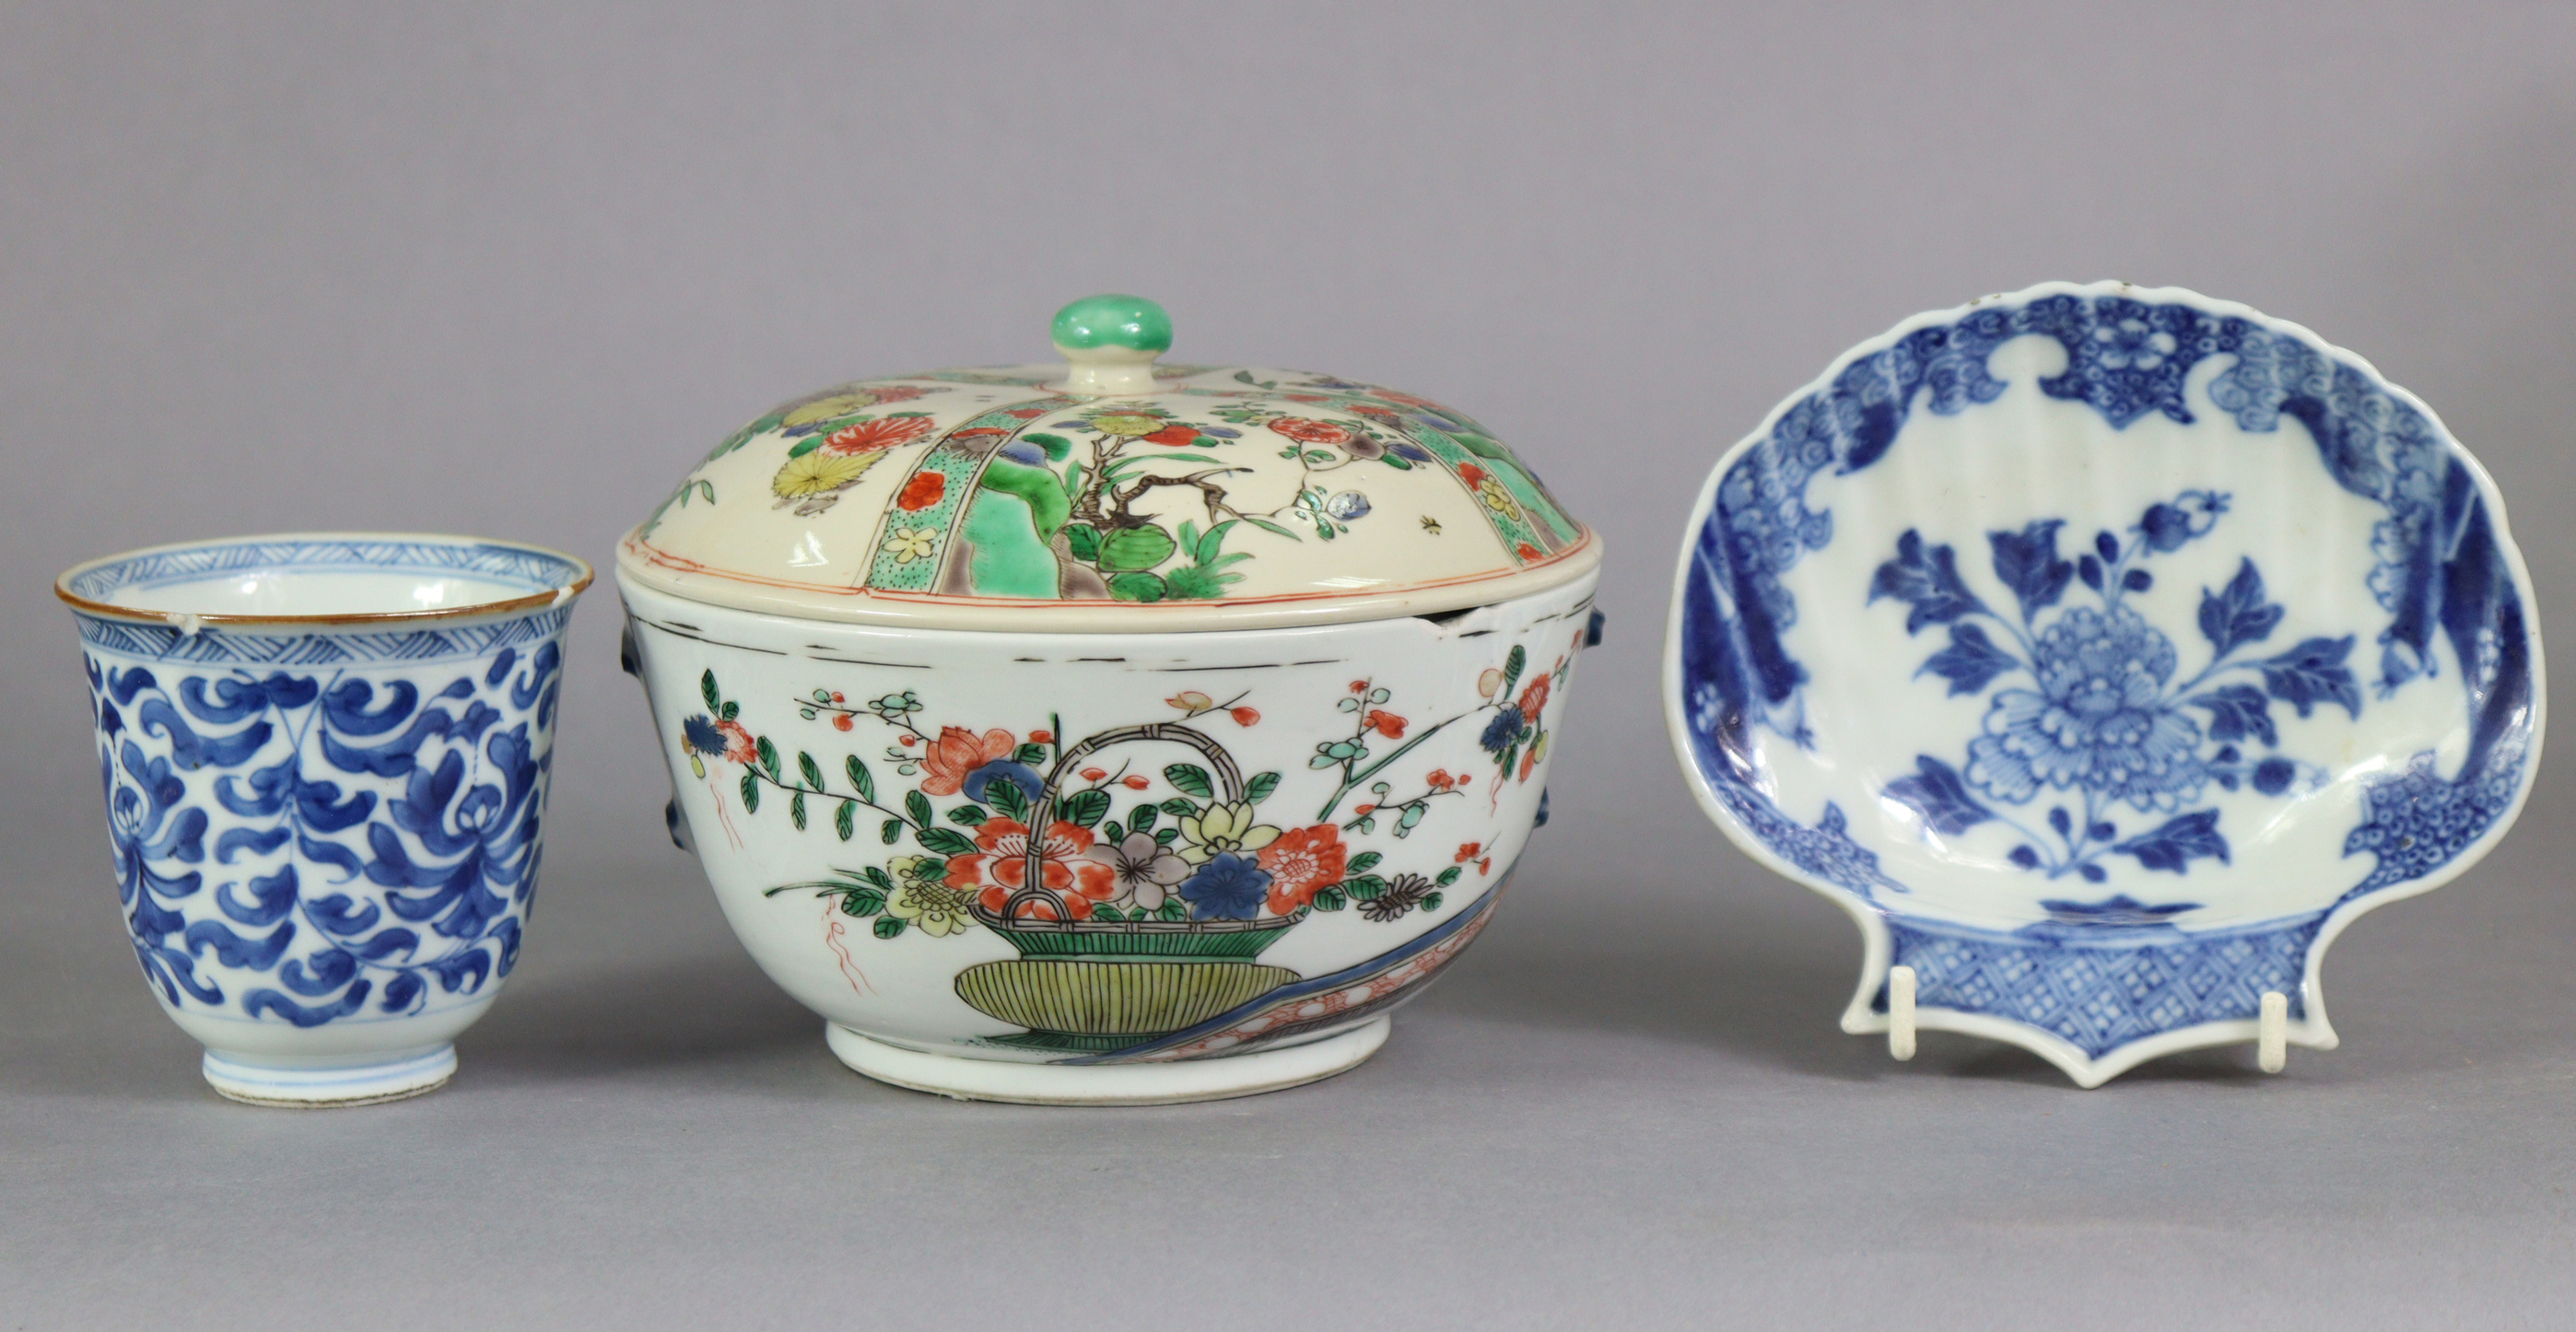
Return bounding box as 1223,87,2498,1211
86,645,565,1025
1670,283,2539,1080
1177,851,1273,921
1873,489,2359,883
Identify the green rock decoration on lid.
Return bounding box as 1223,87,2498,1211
622,292,1598,632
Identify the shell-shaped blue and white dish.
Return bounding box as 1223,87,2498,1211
1662,281,2544,1086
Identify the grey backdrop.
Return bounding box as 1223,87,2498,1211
6,4,2573,1327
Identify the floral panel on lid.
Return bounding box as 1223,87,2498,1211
623,296,1598,632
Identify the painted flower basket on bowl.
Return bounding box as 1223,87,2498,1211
947,723,1314,1051
624,294,1601,1103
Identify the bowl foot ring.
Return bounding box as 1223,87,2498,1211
201,1044,458,1108
825,1017,1391,1105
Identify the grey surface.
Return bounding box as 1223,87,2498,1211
5,3,2574,1326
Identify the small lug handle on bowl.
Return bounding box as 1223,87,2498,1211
622,618,699,857
1053,294,1171,397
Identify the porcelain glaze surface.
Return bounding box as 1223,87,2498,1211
620,572,1596,1085
622,298,1598,632
622,297,1601,1102
1663,282,2542,1086
60,534,591,1104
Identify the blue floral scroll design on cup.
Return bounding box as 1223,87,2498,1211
88,643,564,1026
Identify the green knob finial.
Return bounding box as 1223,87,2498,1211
1052,294,1172,354
1052,295,1170,396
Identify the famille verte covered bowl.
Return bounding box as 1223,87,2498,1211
618,296,1601,1103
1664,281,2542,1086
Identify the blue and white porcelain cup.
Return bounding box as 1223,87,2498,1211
56,534,591,1105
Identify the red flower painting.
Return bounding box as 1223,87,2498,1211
918,726,1014,797
896,472,946,511
1268,417,1352,447
1258,824,1349,916
822,415,937,456
945,818,1117,919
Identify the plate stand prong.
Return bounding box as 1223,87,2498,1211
1888,965,1917,1061
2257,991,2289,1074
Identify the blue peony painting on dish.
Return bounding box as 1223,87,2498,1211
1665,281,2542,1085
1873,487,2352,884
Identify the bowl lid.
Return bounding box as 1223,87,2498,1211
618,296,1598,631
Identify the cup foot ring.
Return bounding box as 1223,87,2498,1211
201,1045,458,1107
825,1017,1391,1105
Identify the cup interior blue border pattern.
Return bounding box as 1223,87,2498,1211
66,537,586,664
